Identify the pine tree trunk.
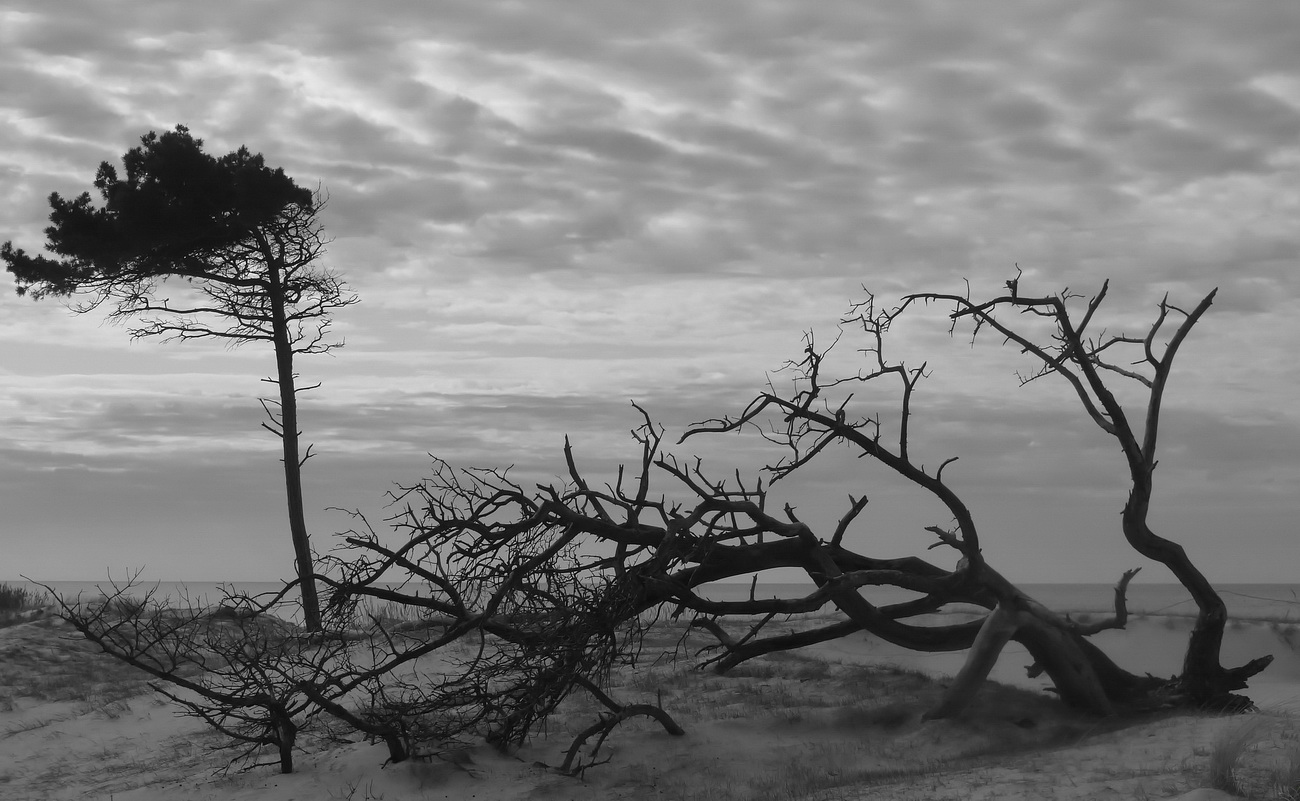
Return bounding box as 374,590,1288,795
267,259,322,632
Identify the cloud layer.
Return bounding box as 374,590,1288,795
2,0,1297,581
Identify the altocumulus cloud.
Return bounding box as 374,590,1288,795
1,0,1297,580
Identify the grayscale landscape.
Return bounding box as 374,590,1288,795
2,2,1298,799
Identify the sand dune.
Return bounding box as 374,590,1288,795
1,611,1296,800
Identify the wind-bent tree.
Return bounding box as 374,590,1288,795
327,276,1270,722
3,126,358,630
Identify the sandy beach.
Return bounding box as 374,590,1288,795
1,609,1297,801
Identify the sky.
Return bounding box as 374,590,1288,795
1,1,1297,588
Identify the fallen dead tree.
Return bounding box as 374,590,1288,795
334,276,1269,722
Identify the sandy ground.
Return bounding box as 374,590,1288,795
1,610,1297,801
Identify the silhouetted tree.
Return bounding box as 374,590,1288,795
43,521,683,774
42,279,1266,779
886,276,1270,711
42,578,356,774
332,276,1270,722
3,126,357,630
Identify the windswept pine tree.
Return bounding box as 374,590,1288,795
3,125,358,630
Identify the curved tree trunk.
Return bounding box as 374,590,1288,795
919,574,1152,718
657,515,1262,717
923,603,1027,720
1123,497,1270,707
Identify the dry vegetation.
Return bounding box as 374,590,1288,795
0,583,45,629
1196,713,1300,800
2,601,1299,800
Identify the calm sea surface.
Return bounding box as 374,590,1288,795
700,582,1300,622
22,580,1300,622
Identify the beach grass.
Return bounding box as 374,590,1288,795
1272,746,1300,801
1180,707,1300,800
0,584,46,630
0,584,40,611
1204,715,1271,795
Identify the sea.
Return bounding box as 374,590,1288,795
20,579,1300,623
701,581,1300,623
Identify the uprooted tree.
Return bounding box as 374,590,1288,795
4,126,359,630
331,275,1270,723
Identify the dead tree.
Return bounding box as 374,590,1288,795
41,577,386,774
41,572,514,772
40,524,682,776
43,572,464,772
889,276,1271,709
319,494,684,765
339,277,1269,724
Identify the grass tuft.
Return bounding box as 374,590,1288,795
1272,745,1300,801
0,583,43,612
1203,715,1269,795
0,583,46,629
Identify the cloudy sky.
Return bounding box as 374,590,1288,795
2,1,1297,587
